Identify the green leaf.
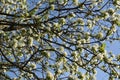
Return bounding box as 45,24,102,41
98,43,106,53
101,43,106,49
116,20,120,27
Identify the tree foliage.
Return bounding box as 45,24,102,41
0,0,120,80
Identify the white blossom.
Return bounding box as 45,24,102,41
59,46,64,52
63,51,67,56
13,39,18,48
46,71,54,80
28,37,33,46
73,0,79,6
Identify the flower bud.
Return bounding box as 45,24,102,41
50,4,55,10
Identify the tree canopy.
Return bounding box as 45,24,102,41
0,0,120,80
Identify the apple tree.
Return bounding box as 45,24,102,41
0,0,120,80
